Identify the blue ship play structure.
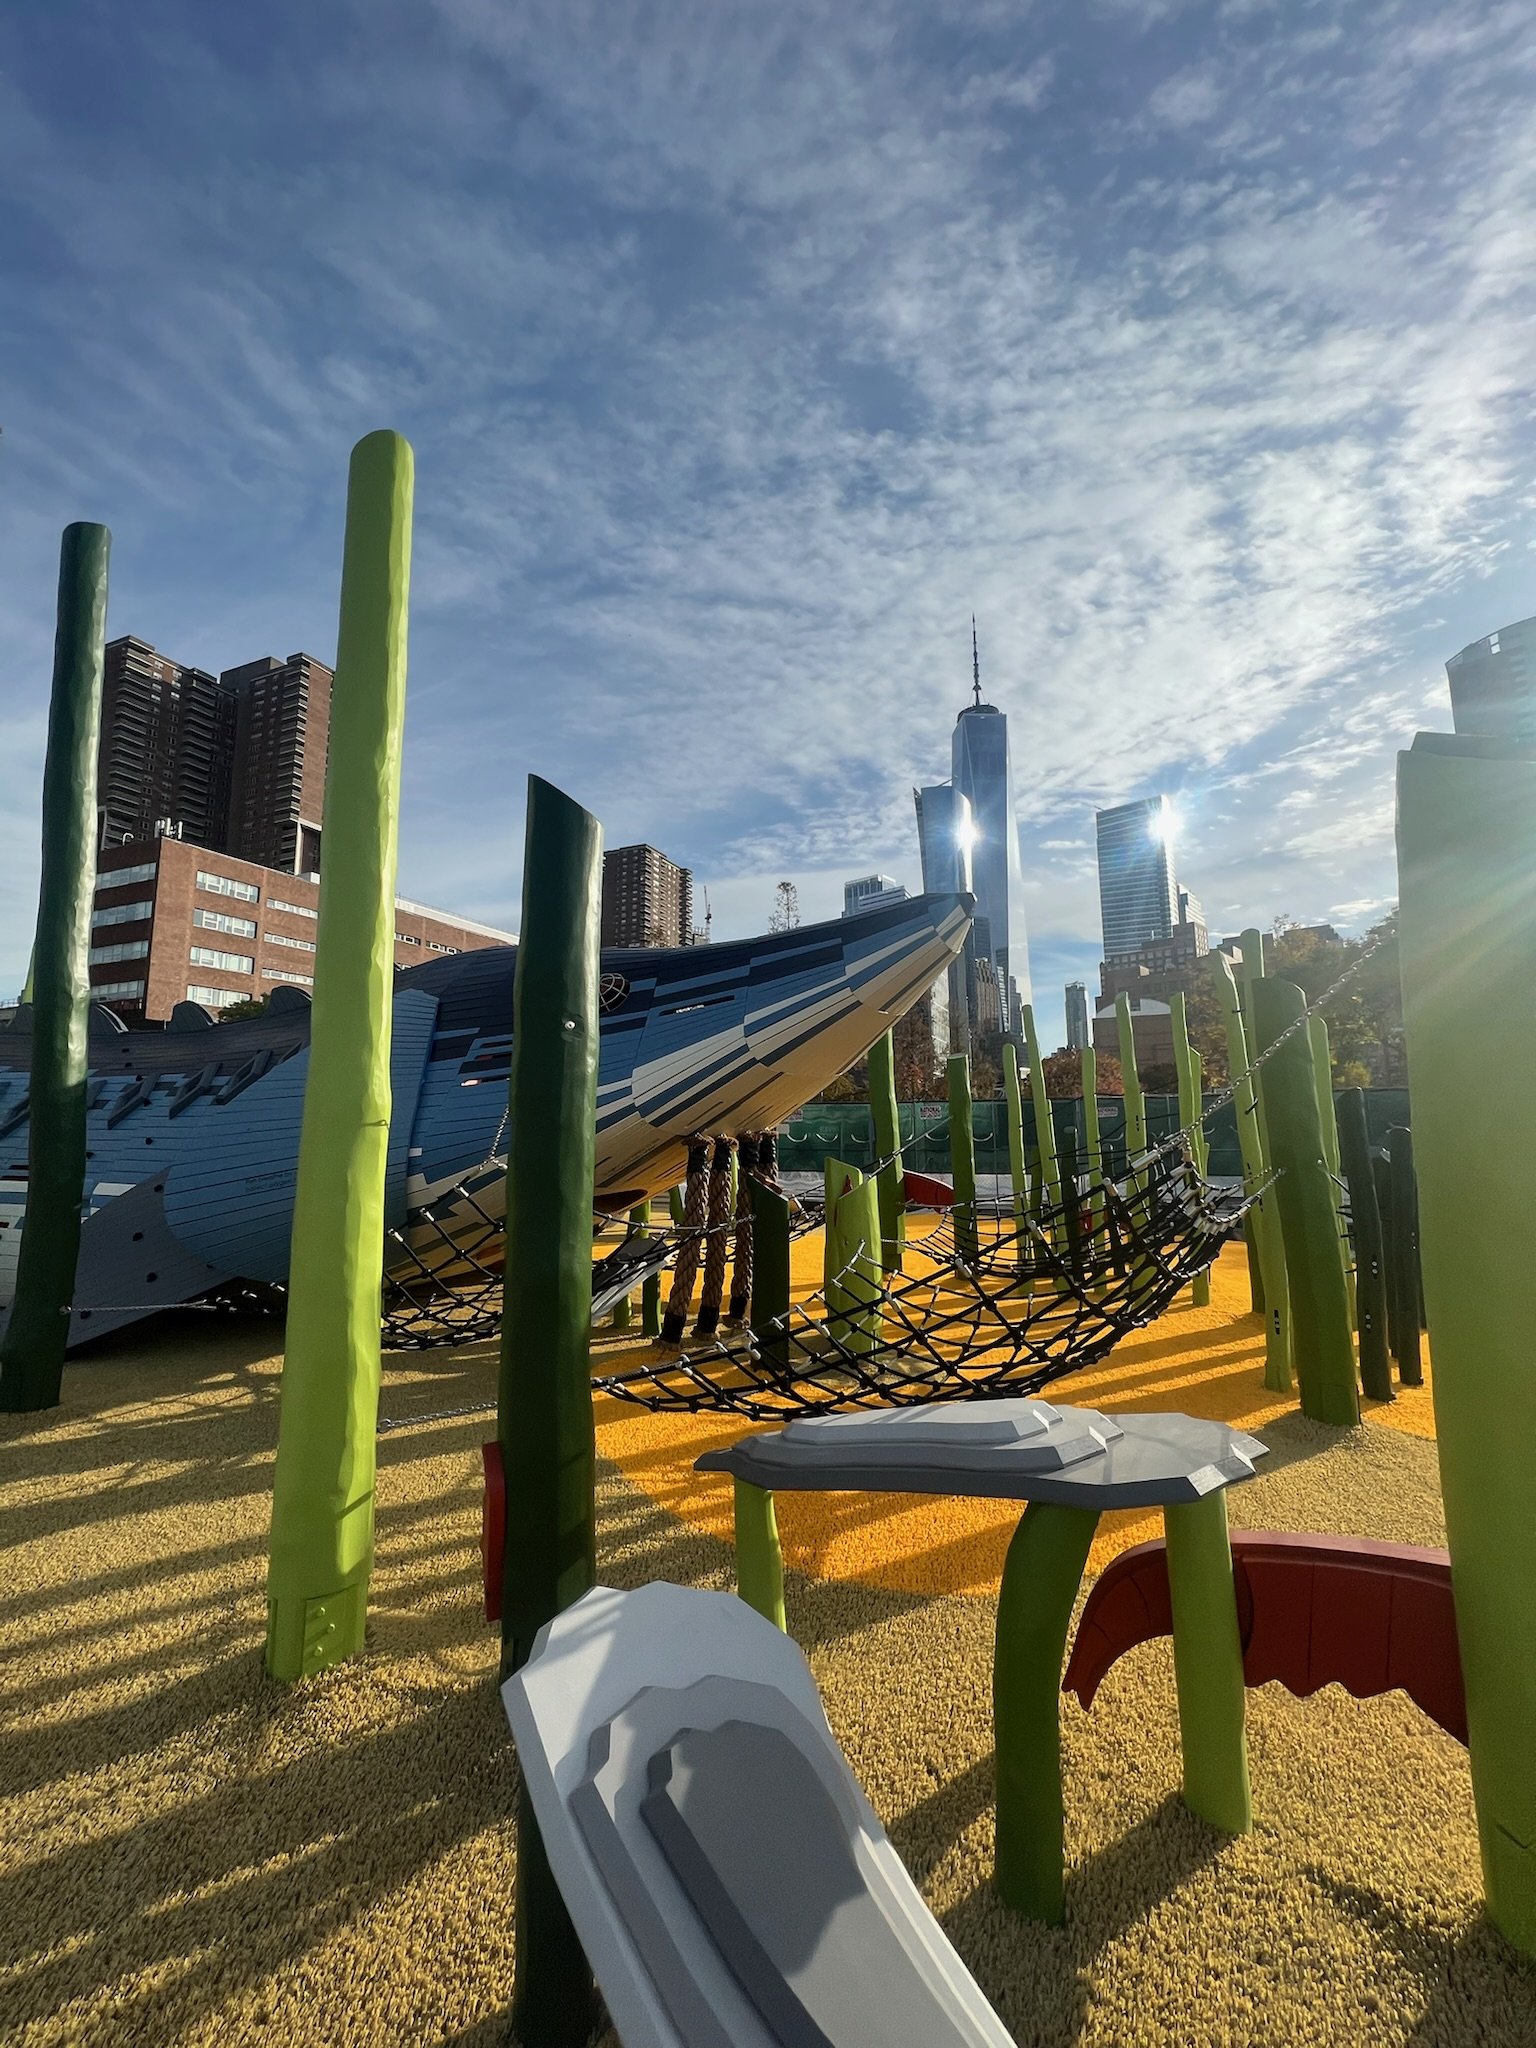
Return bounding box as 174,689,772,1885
0,889,970,1349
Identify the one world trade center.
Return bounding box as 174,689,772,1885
951,622,1031,1036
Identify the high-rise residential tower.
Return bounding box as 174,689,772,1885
1095,795,1178,961
950,622,1030,1033
600,844,695,948
1065,981,1090,1052
1445,616,1536,743
97,637,237,851
221,653,334,876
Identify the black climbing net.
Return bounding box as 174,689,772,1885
590,1148,1253,1419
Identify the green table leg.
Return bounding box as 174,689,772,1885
1165,1492,1251,1834
993,1501,1099,1923
734,1478,786,1631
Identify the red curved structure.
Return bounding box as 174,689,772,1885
1064,1530,1466,1746
902,1169,955,1208
481,1439,506,1623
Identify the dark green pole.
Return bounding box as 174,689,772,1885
499,776,602,2046
1337,1089,1392,1401
1251,978,1360,1427
749,1176,792,1376
1,525,109,1414
947,1053,978,1264
1388,1127,1423,1387
866,1029,905,1275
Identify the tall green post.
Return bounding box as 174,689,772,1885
1337,1089,1392,1401
1250,978,1359,1428
1211,952,1291,1391
1396,732,1536,1958
1309,1014,1353,1320
1115,993,1147,1162
1387,1127,1423,1387
866,1029,905,1275
1020,1006,1062,1274
1002,1040,1029,1245
498,776,603,2044
1,525,109,1414
1170,991,1211,1308
265,434,411,1678
1081,1044,1103,1240
947,1054,979,1265
1235,930,1268,1311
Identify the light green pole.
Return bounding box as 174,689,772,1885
866,1029,905,1275
947,1054,979,1265
1251,977,1359,1429
1170,991,1211,1308
1,525,109,1414
1114,992,1146,1159
265,433,411,1679
1002,1040,1029,1268
1081,1044,1104,1246
1308,1014,1353,1320
1212,951,1291,1392
1020,1007,1062,1279
1397,733,1536,1958
498,776,604,2045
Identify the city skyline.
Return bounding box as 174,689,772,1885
5,5,1534,1056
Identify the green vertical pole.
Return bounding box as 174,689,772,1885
609,1201,647,1330
749,1177,792,1376
1309,1015,1353,1324
1020,1006,1062,1279
641,1188,662,1337
1081,1045,1103,1242
0,525,109,1414
1396,733,1536,1957
1337,1089,1392,1401
993,1501,1100,1922
866,1029,905,1275
1236,930,1267,1312
1212,952,1291,1391
1251,977,1359,1428
1114,993,1147,1159
947,1055,979,1265
734,1479,786,1630
265,433,411,1677
1170,991,1211,1308
1165,1492,1251,1834
1002,1040,1029,1247
1387,1126,1423,1386
498,775,603,2045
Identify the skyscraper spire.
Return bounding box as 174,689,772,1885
971,615,982,707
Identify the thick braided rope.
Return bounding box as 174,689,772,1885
660,1136,712,1342
727,1129,760,1321
693,1136,737,1337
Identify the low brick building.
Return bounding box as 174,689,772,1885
89,833,514,1023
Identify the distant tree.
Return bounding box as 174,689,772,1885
1040,1048,1124,1097
217,996,269,1023
1333,1058,1372,1089
818,1071,857,1104
1138,1060,1180,1094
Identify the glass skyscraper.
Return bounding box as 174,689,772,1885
1095,796,1178,960
913,782,974,1055
950,654,1030,1034
1445,616,1536,743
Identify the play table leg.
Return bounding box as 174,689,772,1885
993,1500,1099,1923
1164,1491,1251,1834
734,1478,786,1630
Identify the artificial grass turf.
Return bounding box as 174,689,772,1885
2,1242,1529,2046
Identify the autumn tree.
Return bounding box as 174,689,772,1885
1038,1048,1124,1098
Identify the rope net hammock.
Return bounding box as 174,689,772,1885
591,1149,1252,1420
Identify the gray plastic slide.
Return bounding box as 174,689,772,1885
502,1581,1016,2047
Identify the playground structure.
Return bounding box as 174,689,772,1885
3,435,1531,2048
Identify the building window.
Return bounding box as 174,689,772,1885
186,984,247,1009
94,979,146,1000
426,942,459,953
90,940,150,964
269,898,317,919
262,968,314,986
395,932,420,945
92,900,153,929
189,945,254,974
193,907,257,939
196,869,260,904
99,861,158,887
267,932,316,953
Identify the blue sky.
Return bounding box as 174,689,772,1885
3,0,1534,1048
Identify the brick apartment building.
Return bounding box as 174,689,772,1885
90,833,515,1023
